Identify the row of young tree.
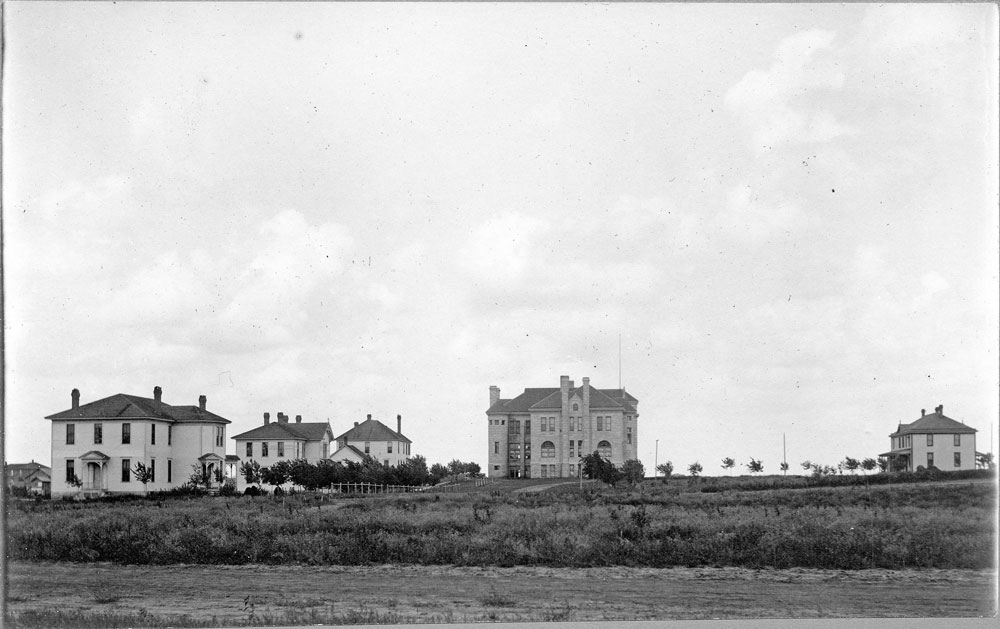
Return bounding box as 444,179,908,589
654,452,997,479
237,455,482,492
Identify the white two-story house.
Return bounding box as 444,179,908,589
46,386,231,497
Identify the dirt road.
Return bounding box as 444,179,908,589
6,562,996,624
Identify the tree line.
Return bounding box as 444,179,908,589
236,455,481,493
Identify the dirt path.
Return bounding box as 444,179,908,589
6,562,996,624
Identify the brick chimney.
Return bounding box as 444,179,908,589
397,414,402,435
367,413,372,421
354,421,359,427
199,395,207,411
921,409,925,417
489,385,500,407
264,412,270,425
936,404,943,415
295,414,302,423
582,377,590,412
560,375,570,410
154,386,162,404
278,413,288,424
71,388,80,409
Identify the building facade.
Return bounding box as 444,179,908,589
46,386,231,497
6,461,51,496
231,412,334,491
486,375,638,479
332,414,412,467
880,404,977,472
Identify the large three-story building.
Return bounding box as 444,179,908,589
486,375,638,479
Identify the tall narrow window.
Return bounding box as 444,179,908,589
122,423,131,444
569,418,575,431
262,442,269,457
246,442,253,457
168,425,172,445
927,452,934,468
548,417,555,432
122,459,131,482
150,459,156,482
277,442,285,457
94,424,103,445
569,441,575,458
167,460,172,483
606,417,612,431
65,460,75,483
927,434,934,447
364,442,370,454
151,424,156,445
954,434,961,446
954,452,961,467
596,417,603,431
494,441,499,454
388,442,393,453
627,426,633,445
66,424,75,445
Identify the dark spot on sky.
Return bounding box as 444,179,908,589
295,31,303,40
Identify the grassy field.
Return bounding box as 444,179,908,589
6,476,996,570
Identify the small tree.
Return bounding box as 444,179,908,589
241,460,263,489
843,457,860,475
67,472,83,490
133,462,155,495
747,458,763,474
861,458,877,474
261,460,291,491
189,464,211,489
876,457,888,473
779,461,789,475
622,459,645,485
721,457,735,475
429,463,449,484
655,461,673,483
976,452,995,470
800,460,812,471
687,461,702,477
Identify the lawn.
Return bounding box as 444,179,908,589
6,476,995,570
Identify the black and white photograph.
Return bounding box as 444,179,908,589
2,2,998,627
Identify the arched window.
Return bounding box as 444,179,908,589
573,403,579,411
541,441,555,458
597,440,612,458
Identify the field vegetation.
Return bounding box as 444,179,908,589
7,473,994,570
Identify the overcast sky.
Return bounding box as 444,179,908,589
4,3,998,475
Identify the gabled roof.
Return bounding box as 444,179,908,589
890,410,977,437
46,393,230,424
231,421,333,442
6,462,50,473
330,444,369,462
488,384,639,414
334,418,410,444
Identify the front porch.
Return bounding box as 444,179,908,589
878,448,912,472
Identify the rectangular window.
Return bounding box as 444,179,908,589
627,426,633,445
548,417,555,432
540,418,546,432
509,443,521,460
246,442,253,457
66,424,75,445
549,464,556,477
606,417,611,431
150,459,156,483
322,442,329,458
94,424,103,445
954,434,961,446
151,424,156,445
569,441,575,457
568,464,575,476
927,434,934,447
66,460,75,483
122,459,131,482
540,465,548,478
494,441,499,454
277,442,285,457
569,417,575,431
525,420,530,433
927,453,934,468
364,442,370,454
597,417,603,431
168,425,172,445
954,452,961,467
122,423,131,444
217,427,224,447
388,442,393,453
167,460,172,483
262,442,269,457
494,465,500,471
